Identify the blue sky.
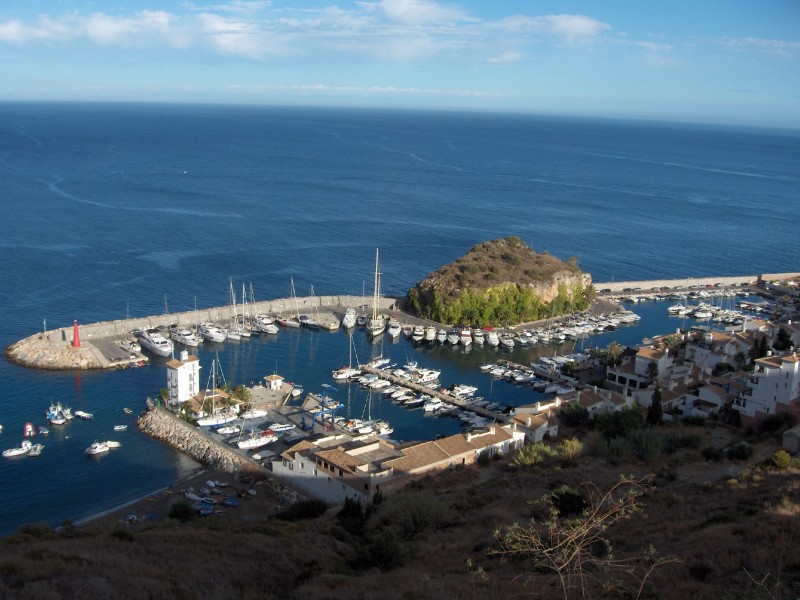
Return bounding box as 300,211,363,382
1,0,798,127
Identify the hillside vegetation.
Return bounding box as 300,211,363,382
1,423,797,600
405,236,593,326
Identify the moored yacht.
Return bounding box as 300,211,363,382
199,322,227,343
136,328,174,357
459,327,473,346
170,325,202,347
446,328,460,345
485,330,500,347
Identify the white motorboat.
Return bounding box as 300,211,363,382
113,424,128,431
333,366,361,380
387,319,402,340
240,408,268,420
3,440,32,458
104,440,122,448
199,322,227,343
499,334,515,349
472,328,485,345
73,410,93,420
436,328,447,343
170,325,202,347
136,328,174,357
28,443,44,457
119,338,141,354
85,442,110,456
342,307,357,330
216,424,241,435
236,431,279,450
485,330,500,347
459,327,473,346
446,328,460,344
266,422,295,432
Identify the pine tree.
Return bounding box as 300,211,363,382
647,386,663,425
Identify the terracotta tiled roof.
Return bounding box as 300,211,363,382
315,448,363,473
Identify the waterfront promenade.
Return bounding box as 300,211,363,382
594,272,800,294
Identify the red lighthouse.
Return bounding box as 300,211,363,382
72,320,81,348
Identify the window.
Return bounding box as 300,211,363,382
313,468,318,476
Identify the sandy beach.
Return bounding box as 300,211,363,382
74,465,289,533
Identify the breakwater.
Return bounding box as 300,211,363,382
5,294,398,370
594,272,800,294
137,400,268,477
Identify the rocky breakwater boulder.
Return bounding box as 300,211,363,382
5,334,101,370
137,404,267,478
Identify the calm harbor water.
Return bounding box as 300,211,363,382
0,103,797,534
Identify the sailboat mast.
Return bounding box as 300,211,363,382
372,248,380,321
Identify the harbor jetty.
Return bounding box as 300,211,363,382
5,293,396,371
594,272,799,294
137,399,268,477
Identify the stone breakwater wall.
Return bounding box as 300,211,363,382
137,403,268,478
5,336,103,370
5,294,397,370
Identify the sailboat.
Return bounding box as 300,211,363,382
196,355,239,427
333,331,362,380
366,248,386,340
276,276,301,328
300,285,321,330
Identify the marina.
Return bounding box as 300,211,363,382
1,104,797,536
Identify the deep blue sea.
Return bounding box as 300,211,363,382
0,102,798,534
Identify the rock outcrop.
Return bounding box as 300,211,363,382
5,336,102,370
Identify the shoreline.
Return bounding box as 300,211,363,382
69,467,208,530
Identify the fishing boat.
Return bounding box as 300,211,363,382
85,442,110,456
3,440,32,458
46,403,67,425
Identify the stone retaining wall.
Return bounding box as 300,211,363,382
137,402,268,478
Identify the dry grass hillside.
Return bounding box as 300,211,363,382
416,236,582,300
1,423,798,600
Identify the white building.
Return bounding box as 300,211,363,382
165,351,200,407
732,352,800,425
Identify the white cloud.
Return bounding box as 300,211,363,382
372,0,467,26
714,36,800,59
494,13,609,44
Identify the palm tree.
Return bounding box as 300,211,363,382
606,341,623,367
